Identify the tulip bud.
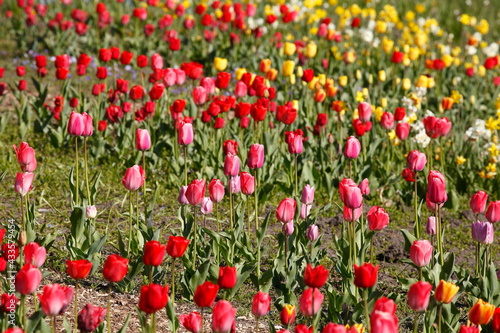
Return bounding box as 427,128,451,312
470,191,488,214
409,240,433,267
426,216,436,236
19,230,27,246
307,225,319,241
407,281,432,312
300,204,311,219
178,186,189,205
469,299,495,326
282,221,294,236
86,205,97,219
434,280,459,304
471,221,494,245
344,136,361,159
200,197,213,215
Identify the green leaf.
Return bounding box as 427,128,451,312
117,314,131,333
166,298,179,332
401,229,417,253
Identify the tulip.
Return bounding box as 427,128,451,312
178,186,189,205
354,263,378,289
407,150,427,172
135,129,151,151
193,281,219,308
143,241,166,267
240,172,255,195
247,144,265,169
185,179,206,206
1,293,18,313
218,266,237,289
299,287,324,317
78,303,107,333
14,172,34,197
300,204,312,219
138,284,169,313
122,165,145,191
102,254,128,283
13,142,36,172
211,300,236,333
471,221,494,244
372,297,396,315
410,240,433,267
304,264,328,288
486,201,500,223
192,86,207,105
224,154,240,177
68,112,85,136
38,284,74,316
166,236,189,258
179,312,202,333
295,325,313,333
15,264,42,295
24,242,46,268
459,326,479,333
434,280,459,304
287,132,303,154
427,170,447,204
282,221,294,236
396,122,410,140
370,310,398,333
407,281,432,312
380,112,394,129
366,206,389,231
358,102,372,122
339,178,362,210
426,216,436,235
200,197,213,214
178,120,194,145
276,198,296,223
215,72,231,90
86,205,97,219
343,136,361,159
66,259,92,280
323,323,347,333
470,191,488,214
208,179,225,203
307,225,319,241
492,308,500,333
358,178,370,196
469,299,495,325
228,175,241,194
282,60,295,77
252,292,271,317
280,304,296,327
298,185,315,206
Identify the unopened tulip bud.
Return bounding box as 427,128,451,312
200,197,213,215
307,225,319,241
283,221,294,236
426,216,436,236
86,205,97,219
19,231,27,246
178,186,189,205
300,204,311,219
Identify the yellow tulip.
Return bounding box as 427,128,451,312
235,68,247,81
318,74,326,86
402,78,411,90
282,61,295,77
305,42,318,58
338,75,348,87
214,57,228,71
284,42,297,56
435,280,459,304
378,70,386,82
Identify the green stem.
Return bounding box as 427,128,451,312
171,258,176,307
149,266,153,284
284,232,288,271
201,307,204,333
419,267,423,281
255,316,259,333
216,202,220,233
294,154,298,197
414,173,419,239
152,312,156,333
74,282,79,331
370,233,374,264
192,207,197,270
229,187,234,230
413,312,419,333
254,169,260,282
84,137,91,203
184,145,188,187
128,192,133,255
21,295,26,331
438,206,444,266
52,316,56,333
107,285,112,333
437,304,442,333
75,136,79,205
363,289,370,332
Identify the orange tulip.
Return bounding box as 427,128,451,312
469,299,495,326
434,280,459,304
441,97,454,110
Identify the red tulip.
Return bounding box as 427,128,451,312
353,263,378,289
135,129,151,151
143,241,166,266
410,240,433,267
129,85,144,100
304,264,328,288
38,284,74,316
458,326,479,333
149,82,165,100
247,144,265,169
96,66,107,80
215,72,231,89
177,120,194,145
407,281,432,312
276,104,297,125
407,150,427,172
427,170,447,204
218,266,237,289
78,303,107,333
24,242,46,268
372,297,396,315
138,283,169,313
185,179,206,206
338,178,362,210
251,292,271,317
166,235,189,258
470,191,488,214
224,154,240,177
396,122,410,140
14,172,34,197
192,86,207,105
402,168,416,182
1,293,18,313
179,311,202,333
391,51,404,63
240,172,255,196
122,165,145,191
3,243,18,261
492,308,500,333
211,300,236,333
343,136,361,159
370,310,398,333
66,259,92,280
35,55,46,68
486,201,500,223
299,287,324,317
3,328,25,333
250,103,267,122
102,254,129,283
322,323,347,333
193,281,219,308
295,325,313,333
380,112,394,129
286,132,303,154
280,304,296,327
357,102,372,122
13,142,36,172
276,198,296,223
367,206,389,231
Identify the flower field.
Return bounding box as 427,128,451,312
0,0,499,332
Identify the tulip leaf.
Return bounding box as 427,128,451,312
117,314,131,333
62,317,72,333
401,229,417,253
166,298,179,332
227,263,256,299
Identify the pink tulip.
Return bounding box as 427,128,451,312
86,205,97,219
15,264,42,295
395,122,410,140
14,172,34,197
307,225,319,241
380,112,394,129
370,310,399,333
177,120,194,145
409,240,433,267
470,191,488,214
179,311,202,333
338,178,362,209
247,144,265,169
252,292,271,317
282,221,294,236
234,81,247,98
299,287,324,317
367,206,389,231
163,68,177,87
174,68,186,85
358,102,372,122
240,172,255,195
407,281,432,312
13,142,36,172
151,53,163,70
192,86,207,105
224,154,240,177
68,111,85,136
323,323,347,333
136,129,151,151
358,178,370,195
185,179,206,206
81,113,93,137
287,132,303,154
276,198,296,223
38,284,74,316
407,150,427,172
178,186,189,205
200,77,216,95
343,136,361,159
426,216,436,235
208,179,225,203
24,242,46,268
200,197,213,215
301,185,315,204
300,204,312,219
122,165,145,191
427,170,447,204
372,297,397,315
486,201,500,223
471,221,494,244
227,175,241,194
343,205,362,222
211,300,236,333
